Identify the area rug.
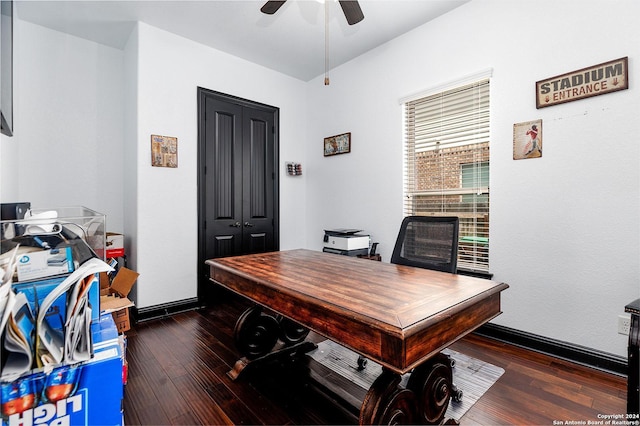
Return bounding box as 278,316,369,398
308,340,504,422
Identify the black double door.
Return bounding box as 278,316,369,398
198,88,279,301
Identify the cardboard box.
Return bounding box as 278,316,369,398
16,247,74,282
105,233,124,258
1,314,124,426
101,292,134,334
100,266,138,334
111,308,131,333
109,267,137,298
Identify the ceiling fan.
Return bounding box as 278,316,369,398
260,0,365,25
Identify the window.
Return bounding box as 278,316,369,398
403,78,490,273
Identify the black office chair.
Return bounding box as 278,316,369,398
387,215,463,402
356,216,460,375
390,215,459,273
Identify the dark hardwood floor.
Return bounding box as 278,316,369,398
123,290,628,425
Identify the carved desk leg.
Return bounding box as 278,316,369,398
359,352,458,425
359,369,417,425
228,305,316,380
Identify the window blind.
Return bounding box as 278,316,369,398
404,79,490,273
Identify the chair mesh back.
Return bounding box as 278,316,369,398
391,216,459,273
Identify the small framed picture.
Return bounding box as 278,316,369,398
324,132,351,157
151,134,178,168
513,120,542,160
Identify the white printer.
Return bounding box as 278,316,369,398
322,229,369,256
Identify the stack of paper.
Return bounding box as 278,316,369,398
36,258,113,367
0,240,113,381
0,247,36,382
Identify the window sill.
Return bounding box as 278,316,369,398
456,268,493,280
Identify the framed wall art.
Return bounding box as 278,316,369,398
324,132,351,157
535,57,628,109
151,134,178,168
513,120,542,160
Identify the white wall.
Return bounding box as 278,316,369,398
305,0,640,357
4,19,125,232
122,23,139,292
130,23,308,308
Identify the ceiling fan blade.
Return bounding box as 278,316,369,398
338,0,364,25
260,1,287,15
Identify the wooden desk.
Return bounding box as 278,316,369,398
207,249,508,424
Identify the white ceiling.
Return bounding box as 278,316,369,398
16,0,469,82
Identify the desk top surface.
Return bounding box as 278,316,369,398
207,249,506,330
207,249,508,372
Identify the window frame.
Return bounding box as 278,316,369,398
402,75,491,274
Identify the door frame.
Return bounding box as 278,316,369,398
197,87,280,303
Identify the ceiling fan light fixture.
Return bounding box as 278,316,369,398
260,0,364,85
260,0,286,15
338,0,364,25
260,0,363,25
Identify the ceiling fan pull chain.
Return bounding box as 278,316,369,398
324,0,330,85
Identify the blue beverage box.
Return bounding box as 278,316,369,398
1,314,124,426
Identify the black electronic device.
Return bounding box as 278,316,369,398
1,202,30,220
324,229,362,236
322,247,369,257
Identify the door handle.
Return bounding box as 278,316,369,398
244,222,254,228
229,221,241,228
